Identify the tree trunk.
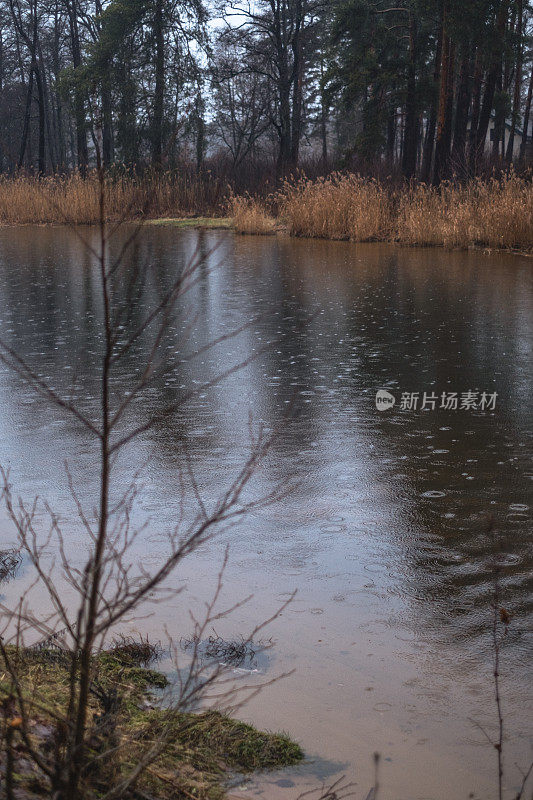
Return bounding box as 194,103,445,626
505,0,523,162
151,0,164,166
117,61,137,165
34,60,46,175
0,28,3,172
101,80,114,168
444,40,455,156
386,105,396,168
18,67,34,169
473,0,509,163
9,0,39,171
519,67,533,162
421,12,443,182
468,49,482,170
32,0,45,178
67,0,88,176
492,69,503,157
277,68,292,169
318,57,328,166
320,102,328,166
53,3,66,170
402,11,418,179
195,91,205,172
274,0,292,171
0,27,3,95
39,43,58,172
451,45,472,171
290,0,304,165
433,13,454,185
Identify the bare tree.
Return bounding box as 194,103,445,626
220,0,324,170
8,0,46,173
211,40,272,171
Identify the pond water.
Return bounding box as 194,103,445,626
0,227,531,800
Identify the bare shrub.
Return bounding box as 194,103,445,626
467,517,533,800
0,163,293,799
297,776,357,800
181,630,271,670
107,634,163,668
0,550,21,583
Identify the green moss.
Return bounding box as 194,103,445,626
99,652,169,690
174,711,303,772
0,646,303,799
133,708,302,770
120,709,302,799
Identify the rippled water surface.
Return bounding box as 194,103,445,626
0,227,531,799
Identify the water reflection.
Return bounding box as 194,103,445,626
0,227,531,796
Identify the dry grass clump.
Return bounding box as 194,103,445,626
229,194,277,234
0,549,21,582
279,173,394,241
109,633,163,668
0,171,226,224
397,174,533,250
0,173,101,224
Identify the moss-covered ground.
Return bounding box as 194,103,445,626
0,644,303,799
147,217,233,229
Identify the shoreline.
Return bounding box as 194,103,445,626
0,216,531,257
0,172,531,254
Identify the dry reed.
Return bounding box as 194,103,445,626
1,171,531,252
0,171,226,224
279,173,394,241
396,174,533,250
278,172,532,251
229,194,277,234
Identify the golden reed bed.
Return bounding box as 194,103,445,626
0,172,531,252
0,172,221,225
233,173,533,252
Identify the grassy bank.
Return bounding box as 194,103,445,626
0,645,303,799
147,216,232,229
0,172,531,252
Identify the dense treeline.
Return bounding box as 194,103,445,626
0,0,532,185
